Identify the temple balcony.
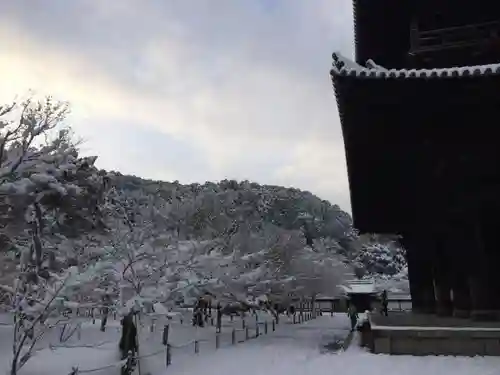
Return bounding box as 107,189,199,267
408,20,500,67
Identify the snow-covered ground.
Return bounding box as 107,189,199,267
169,316,500,375
0,309,301,375
2,313,500,375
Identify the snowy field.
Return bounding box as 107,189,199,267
0,309,302,375
2,313,500,375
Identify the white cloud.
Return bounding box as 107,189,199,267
0,0,353,211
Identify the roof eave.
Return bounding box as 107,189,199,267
331,52,500,80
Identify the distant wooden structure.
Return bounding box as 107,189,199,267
340,279,378,312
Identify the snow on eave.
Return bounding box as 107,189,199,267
330,51,500,79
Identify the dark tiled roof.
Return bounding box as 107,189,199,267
331,52,500,79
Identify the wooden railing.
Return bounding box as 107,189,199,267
409,19,500,54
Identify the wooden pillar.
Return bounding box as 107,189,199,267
433,252,452,316
446,216,471,318
469,213,495,321
431,233,452,316
403,234,435,314
471,203,500,321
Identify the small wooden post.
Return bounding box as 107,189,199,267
92,309,95,324
245,326,249,340
194,340,199,354
231,328,236,345
215,333,220,349
162,325,170,346
150,318,155,333
166,344,172,367
211,317,214,326
242,319,245,329
272,320,276,331
216,304,222,333
331,300,334,316
256,323,260,337
264,321,268,334
163,325,171,368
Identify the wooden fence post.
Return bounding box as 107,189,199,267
216,304,222,333
231,328,236,345
264,321,268,334
245,326,249,340
242,319,246,329
272,320,276,331
163,325,171,368
150,318,155,333
194,340,199,354
166,344,172,367
255,323,260,337
162,325,170,346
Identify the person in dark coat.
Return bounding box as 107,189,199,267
347,301,358,331
192,298,205,327
119,312,138,360
381,290,388,316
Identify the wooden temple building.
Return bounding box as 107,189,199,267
331,1,500,321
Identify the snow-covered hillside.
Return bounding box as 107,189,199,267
0,98,408,304
0,97,409,373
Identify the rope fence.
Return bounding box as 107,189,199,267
68,310,319,374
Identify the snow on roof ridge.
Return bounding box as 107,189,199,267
331,52,500,79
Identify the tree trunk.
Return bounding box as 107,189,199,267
10,358,17,375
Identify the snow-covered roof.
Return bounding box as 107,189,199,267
331,52,500,79
339,279,376,295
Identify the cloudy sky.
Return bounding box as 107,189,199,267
0,0,354,212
